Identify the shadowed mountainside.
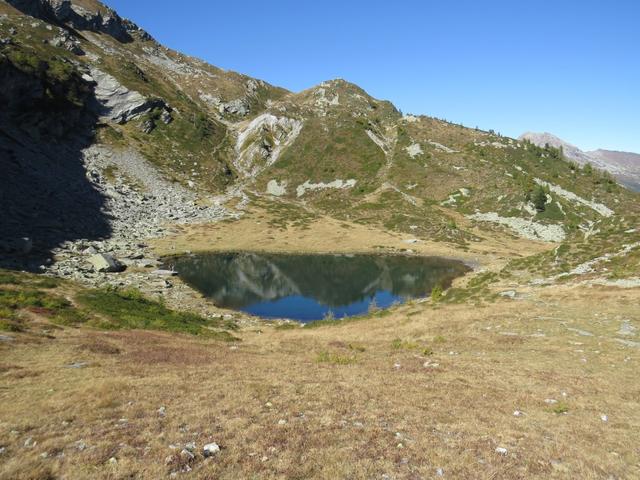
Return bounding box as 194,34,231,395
0,44,111,269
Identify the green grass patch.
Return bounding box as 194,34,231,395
316,351,358,365
0,271,22,285
0,270,60,289
0,288,70,311
31,277,61,289
275,322,300,331
348,343,366,352
550,401,570,415
392,338,432,355
76,288,238,339
0,285,82,329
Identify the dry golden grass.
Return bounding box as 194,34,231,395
1,283,639,479
153,207,552,276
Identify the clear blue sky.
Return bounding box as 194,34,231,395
105,0,640,153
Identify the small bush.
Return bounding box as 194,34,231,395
392,338,431,355
316,351,357,365
532,185,547,212
551,401,569,414
431,284,444,302
348,343,366,352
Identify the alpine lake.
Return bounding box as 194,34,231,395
165,252,471,322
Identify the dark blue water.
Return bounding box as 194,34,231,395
167,252,470,322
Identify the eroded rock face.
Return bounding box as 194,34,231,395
51,31,83,55
235,114,303,178
86,67,168,124
5,0,150,43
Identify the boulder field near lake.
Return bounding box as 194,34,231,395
1,1,640,479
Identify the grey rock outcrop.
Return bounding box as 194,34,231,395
86,67,167,124
221,98,250,116
140,118,155,134
51,31,83,55
5,0,151,43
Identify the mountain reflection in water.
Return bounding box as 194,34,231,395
168,252,470,322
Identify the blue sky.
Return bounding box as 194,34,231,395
105,0,640,153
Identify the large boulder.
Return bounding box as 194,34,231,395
88,253,124,273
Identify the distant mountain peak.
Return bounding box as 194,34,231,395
520,132,640,191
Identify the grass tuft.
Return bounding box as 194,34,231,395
551,401,570,415
316,351,358,365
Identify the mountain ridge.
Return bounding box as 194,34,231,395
0,0,638,291
519,131,640,191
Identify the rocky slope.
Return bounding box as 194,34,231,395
520,132,640,191
0,0,639,291
588,149,640,191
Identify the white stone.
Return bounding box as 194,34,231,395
296,179,356,198
405,143,423,158
203,442,220,457
151,269,178,276
495,447,508,455
88,253,122,272
428,140,458,153
366,129,388,152
266,180,287,196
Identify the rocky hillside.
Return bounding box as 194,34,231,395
520,132,640,192
587,149,640,191
1,0,639,287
